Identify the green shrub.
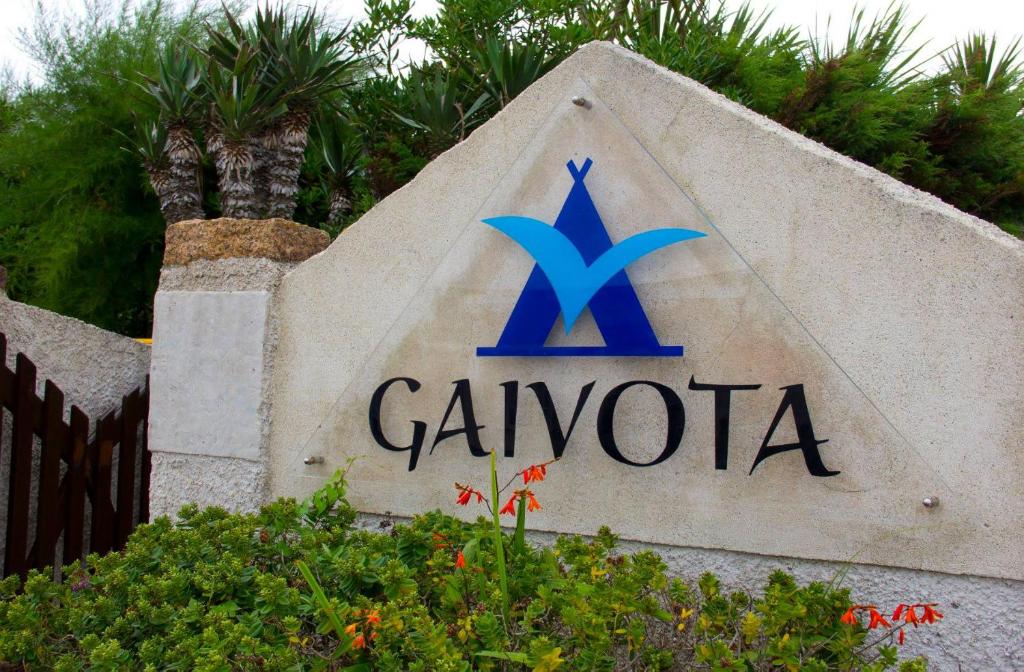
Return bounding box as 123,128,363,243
0,469,932,671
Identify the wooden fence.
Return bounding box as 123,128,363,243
0,332,150,580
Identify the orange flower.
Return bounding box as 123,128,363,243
365,609,381,626
892,604,906,621
920,604,943,624
499,495,517,516
352,633,366,649
455,550,466,569
898,629,905,645
867,608,891,630
344,623,358,636
455,483,484,506
840,607,858,625
523,463,548,484
526,490,541,512
371,631,379,641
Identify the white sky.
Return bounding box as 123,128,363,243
1,0,1022,83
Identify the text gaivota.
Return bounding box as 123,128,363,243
368,376,837,476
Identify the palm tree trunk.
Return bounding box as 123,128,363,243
212,136,260,219
163,123,204,222
145,164,193,225
253,124,276,218
327,188,352,228
265,108,312,219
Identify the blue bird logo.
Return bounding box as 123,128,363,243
482,215,706,332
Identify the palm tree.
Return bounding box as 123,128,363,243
140,45,205,223
125,120,186,224
941,34,1023,95
202,39,286,218
312,116,364,228
252,6,360,219
205,4,359,220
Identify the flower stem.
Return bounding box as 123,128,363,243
489,451,511,620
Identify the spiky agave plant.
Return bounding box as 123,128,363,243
476,36,557,109
139,44,205,223
394,66,490,157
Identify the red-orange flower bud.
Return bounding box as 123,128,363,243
921,604,943,624
867,608,891,630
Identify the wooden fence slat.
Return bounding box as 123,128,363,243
63,407,89,567
139,381,151,524
4,354,37,579
34,381,65,571
89,413,117,555
0,334,6,475
114,391,139,548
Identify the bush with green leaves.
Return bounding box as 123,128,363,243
0,467,934,671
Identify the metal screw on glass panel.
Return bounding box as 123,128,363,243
571,96,589,108
922,496,939,509
303,456,324,465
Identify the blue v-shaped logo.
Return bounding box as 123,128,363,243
477,158,706,357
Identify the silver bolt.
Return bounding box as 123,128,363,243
571,95,588,108
922,496,939,509
303,455,324,465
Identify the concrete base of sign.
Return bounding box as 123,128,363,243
148,219,327,517
149,452,266,517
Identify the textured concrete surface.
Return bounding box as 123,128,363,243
149,291,269,460
267,41,1022,585
159,257,298,292
164,217,329,265
149,451,266,517
0,294,151,418
353,511,1023,671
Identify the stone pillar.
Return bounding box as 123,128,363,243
147,218,329,517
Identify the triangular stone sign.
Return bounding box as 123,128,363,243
266,43,1024,583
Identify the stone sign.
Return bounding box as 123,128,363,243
264,43,1023,585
